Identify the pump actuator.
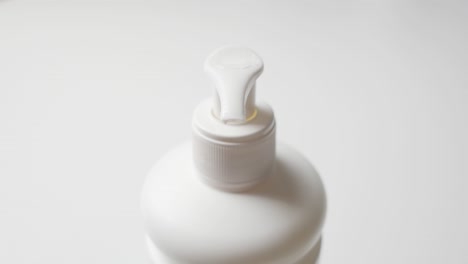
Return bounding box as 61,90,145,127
192,46,276,192
205,46,263,124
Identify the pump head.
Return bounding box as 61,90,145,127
205,46,264,124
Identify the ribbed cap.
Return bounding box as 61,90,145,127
192,47,276,192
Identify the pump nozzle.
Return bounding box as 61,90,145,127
205,46,264,124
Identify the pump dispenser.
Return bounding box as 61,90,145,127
193,47,275,192
142,47,326,264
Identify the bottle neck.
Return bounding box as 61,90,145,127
191,99,276,192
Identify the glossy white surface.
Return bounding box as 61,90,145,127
1,1,468,263
146,235,323,264
142,142,325,264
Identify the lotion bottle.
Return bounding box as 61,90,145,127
141,46,326,264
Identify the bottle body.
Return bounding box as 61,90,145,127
141,142,326,264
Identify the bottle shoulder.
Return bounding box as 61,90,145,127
141,141,326,264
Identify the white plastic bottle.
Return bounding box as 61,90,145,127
141,47,326,264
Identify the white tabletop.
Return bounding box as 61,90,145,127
1,1,467,263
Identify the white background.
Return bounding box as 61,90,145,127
1,1,467,263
